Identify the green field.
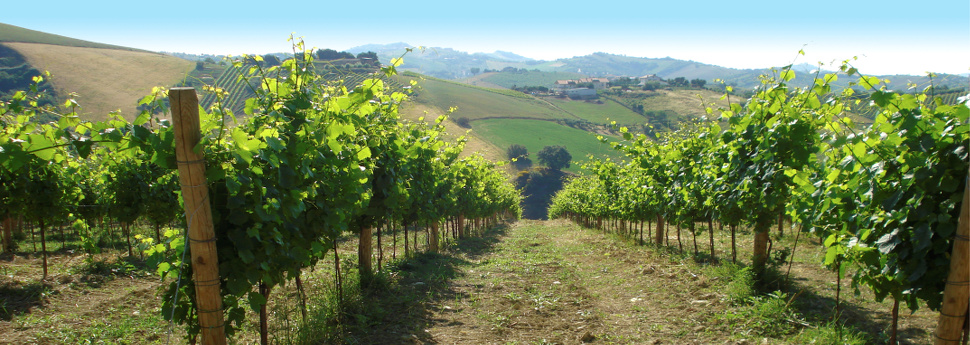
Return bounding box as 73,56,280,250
405,75,567,120
0,23,149,52
473,70,585,88
472,119,623,174
544,97,645,124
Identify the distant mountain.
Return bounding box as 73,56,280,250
477,50,534,62
346,42,413,55
346,43,546,79
349,44,967,90
790,63,822,74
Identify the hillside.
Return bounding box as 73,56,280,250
0,22,195,120
393,70,752,175
395,73,662,173
461,70,585,89
348,43,549,80
0,22,149,52
353,43,969,91
5,42,194,120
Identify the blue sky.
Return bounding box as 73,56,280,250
3,0,967,75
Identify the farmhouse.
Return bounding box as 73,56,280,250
563,88,597,99
638,74,663,85
554,80,576,90
577,77,610,90
555,77,611,91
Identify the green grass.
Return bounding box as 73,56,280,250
475,70,585,88
544,97,646,124
0,22,148,52
471,119,623,174
405,75,566,121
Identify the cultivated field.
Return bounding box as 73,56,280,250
472,118,624,174
5,42,194,120
544,97,645,124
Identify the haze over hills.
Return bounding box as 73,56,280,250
348,43,968,91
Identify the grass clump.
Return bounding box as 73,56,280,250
705,262,755,304
791,322,870,344
705,263,870,343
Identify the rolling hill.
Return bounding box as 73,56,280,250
395,73,641,172
5,42,195,120
0,23,150,52
353,43,969,91
0,23,194,120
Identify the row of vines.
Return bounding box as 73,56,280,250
549,60,969,343
1,39,522,343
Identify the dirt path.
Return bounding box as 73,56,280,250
417,219,733,344
0,220,938,344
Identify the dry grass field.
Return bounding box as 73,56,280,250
399,102,507,164
6,42,194,121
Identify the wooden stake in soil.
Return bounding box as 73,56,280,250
259,283,271,345
707,218,716,261
170,87,227,345
731,224,737,264
430,221,440,252
358,225,373,280
39,219,48,280
935,175,970,345
377,220,383,271
1,217,11,253
752,220,771,279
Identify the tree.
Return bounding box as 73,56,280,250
195,61,205,71
506,144,528,160
642,82,662,91
609,77,634,87
455,117,471,128
670,77,688,87
470,67,481,75
690,78,707,88
508,144,532,170
315,48,352,60
356,51,379,66
537,145,572,171
262,54,281,67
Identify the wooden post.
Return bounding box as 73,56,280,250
3,217,13,253
458,214,465,238
708,218,716,261
430,221,440,252
170,87,227,345
936,175,970,345
358,225,373,279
